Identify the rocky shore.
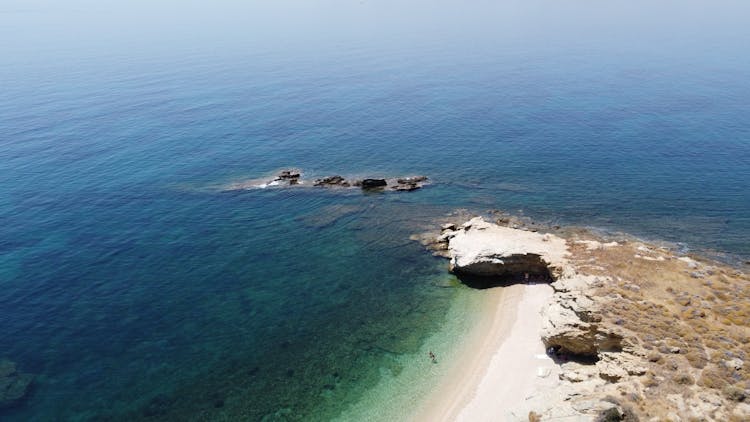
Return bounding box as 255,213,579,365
417,213,750,421
223,169,429,192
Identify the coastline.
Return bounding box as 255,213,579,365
414,215,750,421
414,283,555,422
331,279,497,422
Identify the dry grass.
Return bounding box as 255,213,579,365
564,231,750,420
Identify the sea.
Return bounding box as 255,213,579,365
1,1,748,420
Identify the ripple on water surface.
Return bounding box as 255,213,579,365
0,188,482,421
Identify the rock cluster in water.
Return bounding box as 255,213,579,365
314,174,427,191
0,360,33,409
224,169,428,192
276,170,301,185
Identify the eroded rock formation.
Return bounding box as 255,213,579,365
541,276,624,358
435,216,567,280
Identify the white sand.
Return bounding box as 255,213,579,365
415,283,556,422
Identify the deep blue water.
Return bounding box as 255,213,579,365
1,1,749,420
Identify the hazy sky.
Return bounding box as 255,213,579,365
1,1,749,73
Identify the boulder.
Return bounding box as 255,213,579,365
277,170,300,180
361,179,387,189
541,293,623,357
725,358,744,371
539,272,625,359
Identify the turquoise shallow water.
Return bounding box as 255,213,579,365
2,1,750,420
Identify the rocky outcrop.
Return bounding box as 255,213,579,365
440,218,634,363
276,170,300,185
224,169,429,192
359,179,387,189
0,360,33,409
393,176,428,191
313,175,349,187
342,176,428,191
541,276,624,357
435,217,624,358
437,217,568,280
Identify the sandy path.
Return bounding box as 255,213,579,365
415,283,556,421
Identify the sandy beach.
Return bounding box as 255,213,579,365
415,283,556,422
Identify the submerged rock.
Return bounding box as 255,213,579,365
391,177,427,191
394,176,428,190
0,361,14,378
0,360,33,409
399,176,427,183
